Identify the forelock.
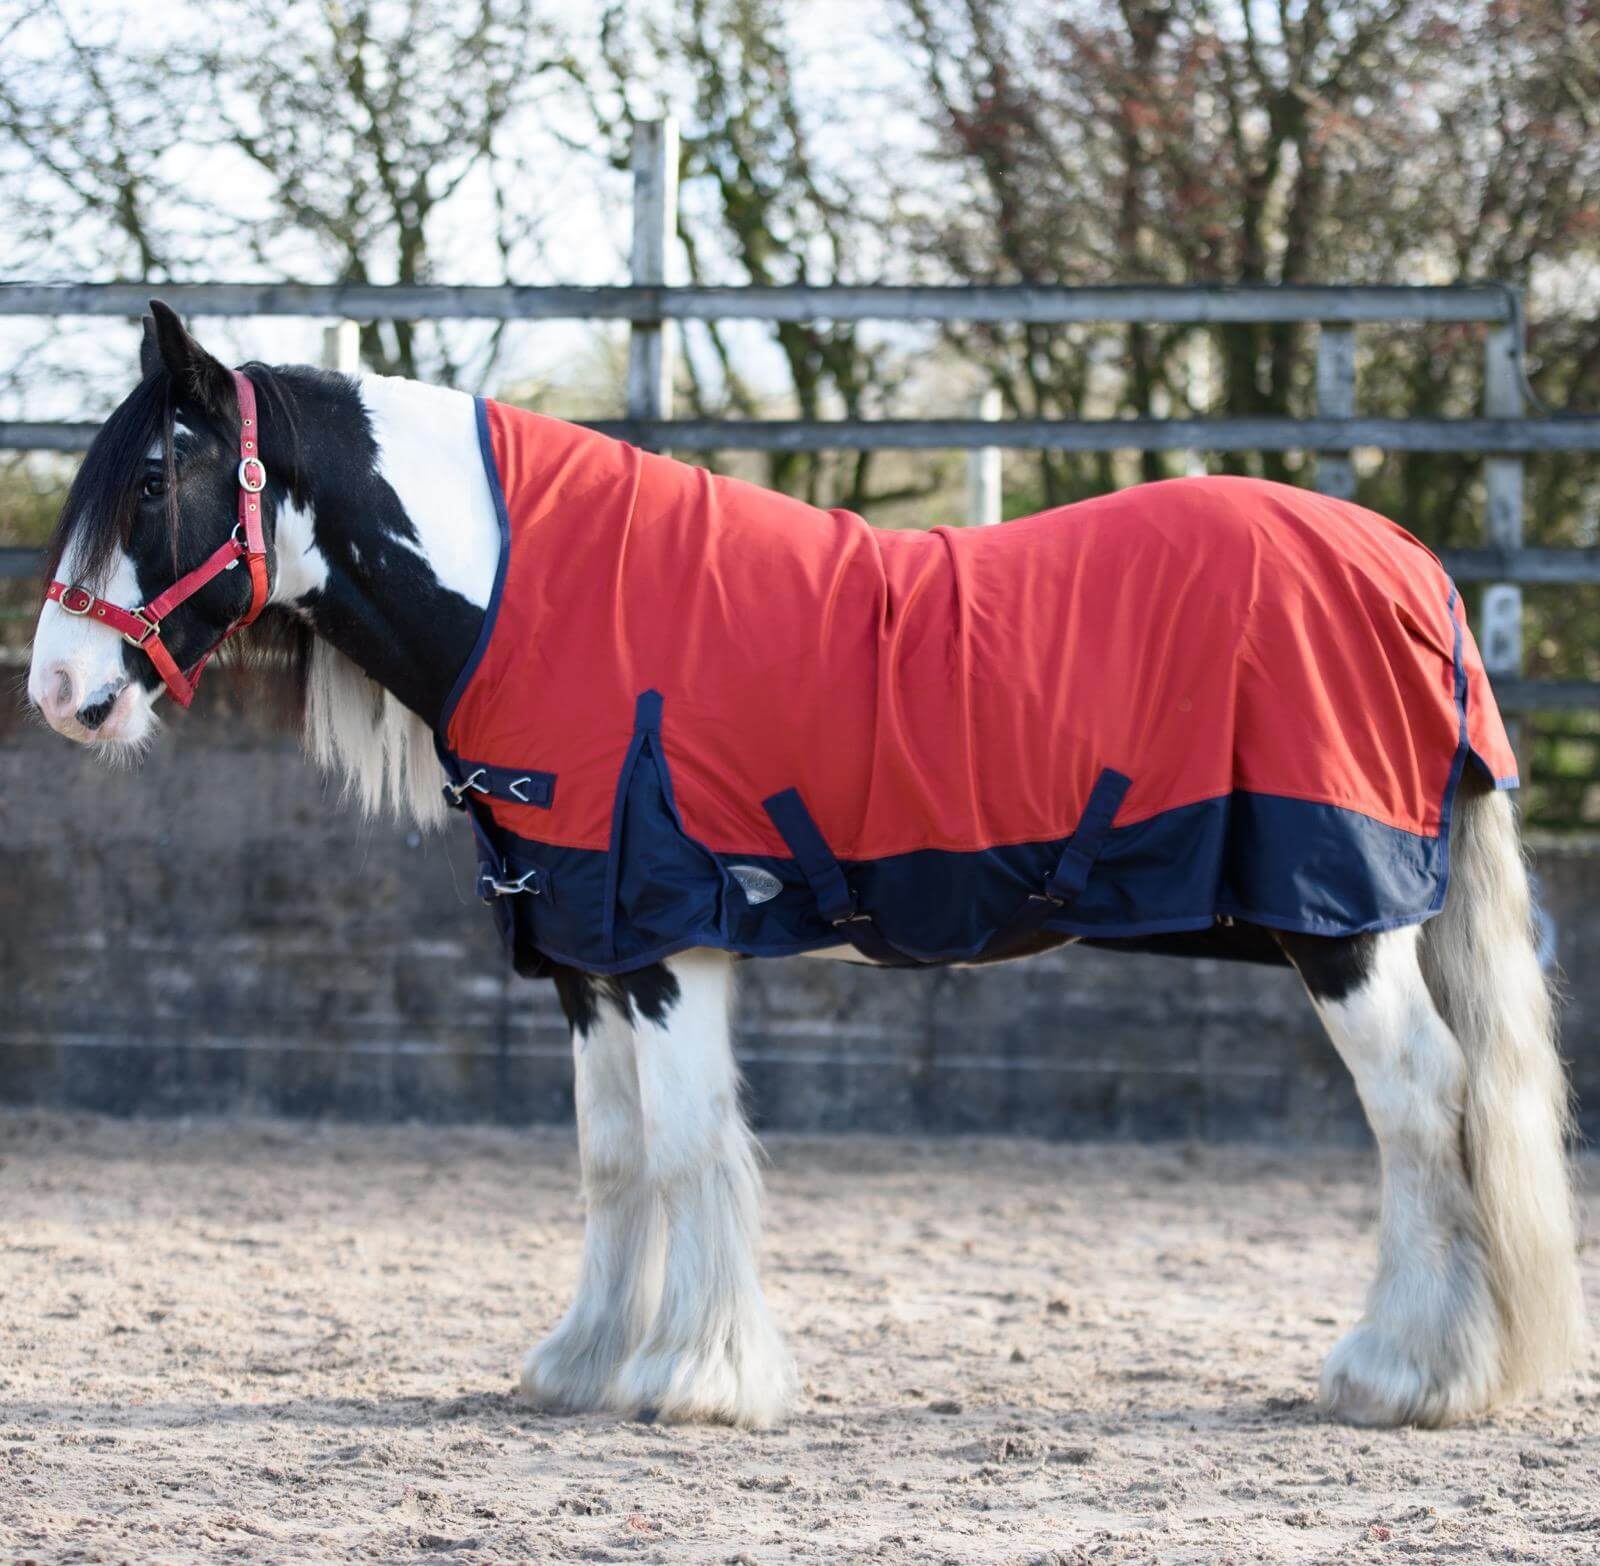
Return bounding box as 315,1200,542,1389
46,371,177,589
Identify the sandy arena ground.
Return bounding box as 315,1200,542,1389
1,1113,1597,1564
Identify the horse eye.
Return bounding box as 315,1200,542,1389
142,474,165,500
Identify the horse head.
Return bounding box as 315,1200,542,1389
27,302,496,831
28,301,284,748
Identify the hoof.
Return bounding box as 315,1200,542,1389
1320,1321,1497,1429
609,1329,797,1429
518,1328,632,1416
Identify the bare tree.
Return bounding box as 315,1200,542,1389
0,0,577,388
200,0,574,382
0,0,578,604
894,0,1600,514
586,0,937,508
0,0,189,279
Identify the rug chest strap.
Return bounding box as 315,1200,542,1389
440,756,557,811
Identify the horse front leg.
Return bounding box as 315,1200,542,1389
608,948,796,1427
519,971,665,1413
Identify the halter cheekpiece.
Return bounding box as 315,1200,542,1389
46,368,270,707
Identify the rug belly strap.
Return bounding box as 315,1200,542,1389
762,768,1132,965
760,788,857,924
983,768,1132,956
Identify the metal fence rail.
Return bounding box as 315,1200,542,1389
6,415,1600,457
0,280,1528,325
2,118,1597,716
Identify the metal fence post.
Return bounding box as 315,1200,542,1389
1481,317,1526,687
1482,310,1530,775
626,119,679,429
322,321,360,374
968,388,1002,525
1315,324,1356,498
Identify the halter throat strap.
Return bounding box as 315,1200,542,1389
46,368,271,708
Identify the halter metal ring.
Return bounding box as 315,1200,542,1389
238,456,267,493
60,585,94,616
223,520,252,568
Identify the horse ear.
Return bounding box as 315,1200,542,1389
147,299,232,414
140,314,161,381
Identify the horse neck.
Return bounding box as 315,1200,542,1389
269,370,500,729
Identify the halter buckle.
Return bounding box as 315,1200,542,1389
60,585,94,616
238,456,267,493
123,608,160,647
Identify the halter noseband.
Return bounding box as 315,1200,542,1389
45,369,270,709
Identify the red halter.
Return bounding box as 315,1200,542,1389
46,369,271,708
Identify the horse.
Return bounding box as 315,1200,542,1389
25,302,1583,1430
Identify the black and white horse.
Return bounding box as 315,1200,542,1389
27,305,1584,1429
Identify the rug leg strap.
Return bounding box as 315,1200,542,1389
761,787,914,964
985,767,1133,956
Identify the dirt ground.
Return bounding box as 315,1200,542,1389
1,1114,1597,1565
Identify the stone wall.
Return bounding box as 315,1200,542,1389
4,680,1596,1139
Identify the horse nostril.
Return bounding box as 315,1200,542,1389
77,696,116,731
35,663,81,724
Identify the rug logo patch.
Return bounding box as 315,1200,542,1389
728,864,783,905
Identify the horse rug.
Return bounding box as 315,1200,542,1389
436,400,1517,976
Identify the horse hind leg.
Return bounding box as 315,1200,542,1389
1282,924,1505,1426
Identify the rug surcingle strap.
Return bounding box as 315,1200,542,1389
762,768,1130,964
986,767,1133,955
761,787,913,964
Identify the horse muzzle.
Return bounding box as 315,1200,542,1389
31,663,149,745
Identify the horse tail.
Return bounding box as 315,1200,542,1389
1419,774,1585,1402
